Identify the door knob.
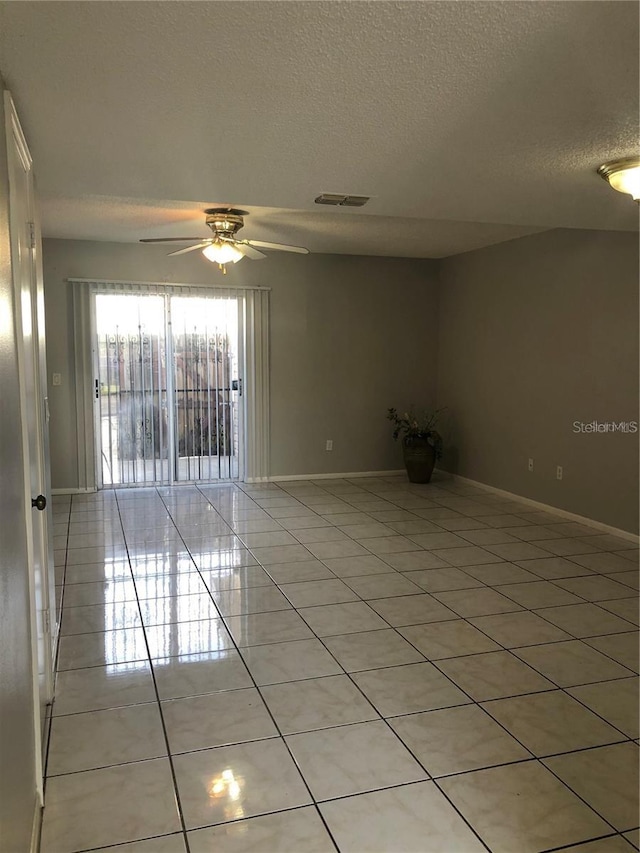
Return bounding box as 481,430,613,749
31,495,47,511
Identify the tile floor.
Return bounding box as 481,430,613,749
42,474,639,853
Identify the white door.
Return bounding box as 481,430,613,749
5,92,55,789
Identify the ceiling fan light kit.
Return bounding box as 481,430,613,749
140,207,309,273
202,241,243,265
598,157,640,202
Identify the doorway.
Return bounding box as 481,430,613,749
94,289,243,487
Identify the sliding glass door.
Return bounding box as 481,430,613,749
95,293,169,486
94,289,242,487
170,295,240,483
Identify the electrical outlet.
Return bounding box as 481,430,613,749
528,458,534,472
556,465,563,480
52,372,62,386
325,439,333,451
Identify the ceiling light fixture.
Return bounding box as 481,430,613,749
202,241,244,265
597,157,640,202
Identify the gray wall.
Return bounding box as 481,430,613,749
42,240,440,486
43,229,639,534
437,228,639,533
0,91,38,852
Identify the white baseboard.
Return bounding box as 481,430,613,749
248,470,406,484
443,471,639,544
51,487,97,495
52,473,637,542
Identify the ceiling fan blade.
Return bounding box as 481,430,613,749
168,241,212,256
140,237,205,243
246,240,309,255
236,242,267,260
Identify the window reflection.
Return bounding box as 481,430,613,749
102,552,237,671
99,558,131,580
208,769,245,821
103,627,147,672
147,619,230,664
100,560,145,671
193,550,253,571
134,571,204,600
129,553,194,574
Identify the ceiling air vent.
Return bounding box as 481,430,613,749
314,193,370,207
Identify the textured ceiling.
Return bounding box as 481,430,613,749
0,1,638,258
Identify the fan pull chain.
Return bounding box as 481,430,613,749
219,264,227,275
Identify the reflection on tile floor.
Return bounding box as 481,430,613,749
44,475,639,852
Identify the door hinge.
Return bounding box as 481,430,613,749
28,221,36,249
43,609,50,637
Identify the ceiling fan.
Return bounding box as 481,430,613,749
140,208,309,273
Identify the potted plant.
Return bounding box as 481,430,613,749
387,407,444,483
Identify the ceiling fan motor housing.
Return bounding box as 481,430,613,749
205,208,246,239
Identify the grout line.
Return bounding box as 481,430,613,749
69,829,187,853
42,496,73,792
114,487,193,853
540,832,640,853
538,755,628,837
202,486,496,851
49,648,640,694
158,485,342,853
42,699,637,779
46,479,638,852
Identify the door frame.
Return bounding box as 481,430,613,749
89,284,250,487
235,295,246,482
72,278,270,489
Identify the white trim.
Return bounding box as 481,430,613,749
441,471,639,543
51,487,97,495
72,281,97,491
249,469,407,483
5,92,32,170
243,289,270,482
31,174,58,706
235,297,246,482
29,800,42,853
68,277,271,293
90,293,103,489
